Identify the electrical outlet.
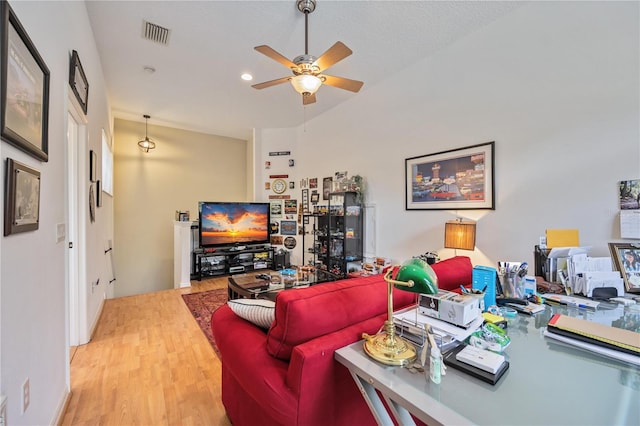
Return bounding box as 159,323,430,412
22,378,29,414
0,394,7,425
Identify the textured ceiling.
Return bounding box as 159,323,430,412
86,1,524,140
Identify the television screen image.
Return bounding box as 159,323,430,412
199,202,270,247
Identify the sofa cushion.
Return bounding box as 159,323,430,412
431,256,473,291
227,299,276,329
266,275,416,360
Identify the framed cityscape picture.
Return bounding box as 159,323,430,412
405,141,495,210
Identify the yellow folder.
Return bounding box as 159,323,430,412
546,229,579,248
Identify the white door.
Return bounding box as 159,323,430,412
67,112,79,346
66,99,88,349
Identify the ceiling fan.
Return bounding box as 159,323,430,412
252,0,363,105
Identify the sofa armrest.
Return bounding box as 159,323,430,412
431,256,473,291
285,313,387,425
212,305,298,419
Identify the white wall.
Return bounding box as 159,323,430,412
257,1,639,269
0,1,113,424
113,119,247,297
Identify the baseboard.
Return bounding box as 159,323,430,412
53,389,72,426
88,296,106,342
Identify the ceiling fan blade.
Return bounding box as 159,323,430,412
314,41,352,71
303,93,317,105
251,76,292,90
254,45,296,69
321,75,364,93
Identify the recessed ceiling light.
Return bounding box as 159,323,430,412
241,73,253,81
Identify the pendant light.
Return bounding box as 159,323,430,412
138,114,156,153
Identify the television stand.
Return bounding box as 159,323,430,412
194,245,274,280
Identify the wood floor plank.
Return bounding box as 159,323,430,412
61,278,232,425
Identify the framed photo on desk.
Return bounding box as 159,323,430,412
609,242,640,293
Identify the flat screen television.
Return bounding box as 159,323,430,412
198,202,270,248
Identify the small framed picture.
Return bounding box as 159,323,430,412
280,220,297,235
90,150,97,182
323,177,332,200
270,201,282,218
609,242,640,293
96,180,102,207
69,50,89,114
4,158,40,235
311,192,320,204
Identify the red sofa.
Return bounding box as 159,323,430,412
211,256,472,426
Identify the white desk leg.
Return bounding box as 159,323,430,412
382,394,417,426
349,371,394,426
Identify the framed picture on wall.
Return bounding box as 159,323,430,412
270,201,282,218
323,177,332,200
1,2,50,162
69,50,89,114
405,141,495,210
280,220,296,235
311,192,319,204
96,180,102,207
4,158,40,236
90,150,97,181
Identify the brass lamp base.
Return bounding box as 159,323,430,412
362,321,417,366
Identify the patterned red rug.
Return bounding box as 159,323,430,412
181,288,227,358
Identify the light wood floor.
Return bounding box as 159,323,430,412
61,277,233,426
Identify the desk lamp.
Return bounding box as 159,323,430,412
362,258,438,366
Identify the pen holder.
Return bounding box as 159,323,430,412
498,272,525,298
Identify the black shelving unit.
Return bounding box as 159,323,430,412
303,191,363,277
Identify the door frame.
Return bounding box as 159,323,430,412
66,91,88,353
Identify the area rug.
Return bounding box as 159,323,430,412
181,288,227,358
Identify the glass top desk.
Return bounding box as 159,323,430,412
335,302,640,426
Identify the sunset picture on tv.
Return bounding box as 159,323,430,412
199,202,270,247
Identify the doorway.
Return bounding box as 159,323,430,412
66,98,88,355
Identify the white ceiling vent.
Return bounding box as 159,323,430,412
142,20,171,45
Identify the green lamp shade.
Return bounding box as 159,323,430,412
394,258,438,294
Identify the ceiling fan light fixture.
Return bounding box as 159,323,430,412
137,114,156,153
290,74,322,96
